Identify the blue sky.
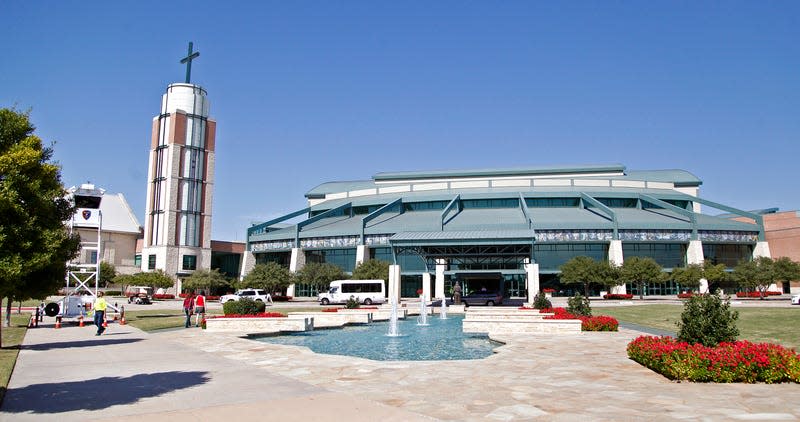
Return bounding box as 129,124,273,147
2,1,798,241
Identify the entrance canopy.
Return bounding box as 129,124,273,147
390,230,535,270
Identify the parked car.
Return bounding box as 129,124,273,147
461,291,504,307
125,286,153,305
792,294,800,305
219,288,272,304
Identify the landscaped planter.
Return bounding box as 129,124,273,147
205,315,313,333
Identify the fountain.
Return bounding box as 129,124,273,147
417,294,429,326
440,296,448,319
386,300,401,337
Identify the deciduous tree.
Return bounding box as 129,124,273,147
241,262,292,294
351,259,390,281
0,108,81,342
294,262,346,292
182,268,230,294
619,257,663,300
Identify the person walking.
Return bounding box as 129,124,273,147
94,291,107,335
194,290,206,327
182,293,195,328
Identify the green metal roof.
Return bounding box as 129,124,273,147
374,164,626,181
390,230,536,245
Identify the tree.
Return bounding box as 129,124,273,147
294,262,346,292
559,256,599,297
671,264,704,291
619,257,663,300
352,259,390,281
241,262,292,294
734,257,776,299
0,108,81,342
773,257,800,292
702,261,729,293
99,261,117,288
114,273,137,294
133,270,175,290
182,269,230,294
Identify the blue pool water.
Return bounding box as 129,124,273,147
253,315,500,361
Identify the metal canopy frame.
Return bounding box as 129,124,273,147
361,198,403,244
393,243,533,271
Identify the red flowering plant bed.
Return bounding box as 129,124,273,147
735,291,782,298
542,288,556,293
677,292,694,299
271,295,293,301
603,294,634,300
152,294,175,300
207,312,286,319
627,335,800,383
321,308,341,312
539,307,619,331
518,306,534,310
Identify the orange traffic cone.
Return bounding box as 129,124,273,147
79,316,85,327
54,317,61,329
102,318,108,328
120,316,126,325
28,315,35,328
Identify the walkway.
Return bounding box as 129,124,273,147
2,317,800,421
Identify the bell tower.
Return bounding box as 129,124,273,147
141,42,216,280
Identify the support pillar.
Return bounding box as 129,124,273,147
422,273,432,301
686,240,708,293
239,251,256,281
525,262,539,306
388,264,401,304
355,245,369,267
435,259,446,299
608,240,627,294
287,247,306,297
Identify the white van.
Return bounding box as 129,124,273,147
318,279,386,305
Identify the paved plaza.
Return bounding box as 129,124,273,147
2,305,800,421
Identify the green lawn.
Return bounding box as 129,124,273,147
126,306,329,331
1,313,30,406
595,305,800,350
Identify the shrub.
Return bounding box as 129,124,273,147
627,335,800,383
567,294,592,317
677,294,739,347
540,307,618,331
345,295,360,309
533,293,552,310
222,298,266,316
104,290,122,296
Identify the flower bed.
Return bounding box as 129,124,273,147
321,308,341,312
153,294,175,300
518,306,534,310
208,312,286,319
542,288,555,293
735,291,782,298
677,293,694,299
627,336,800,383
539,307,619,331
603,294,634,300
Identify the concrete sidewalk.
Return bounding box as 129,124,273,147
0,320,432,421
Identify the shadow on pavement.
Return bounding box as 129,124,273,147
1,371,210,413
23,338,142,351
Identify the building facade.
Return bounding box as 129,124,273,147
243,165,771,300
141,83,216,279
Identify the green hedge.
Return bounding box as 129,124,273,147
222,298,266,315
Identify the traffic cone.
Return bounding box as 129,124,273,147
102,318,108,328
28,315,35,328
120,315,126,325
54,317,61,329
79,316,85,327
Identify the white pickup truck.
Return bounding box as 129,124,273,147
219,288,273,304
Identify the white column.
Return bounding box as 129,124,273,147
355,245,369,267
608,240,624,267
608,240,627,294
686,240,708,293
288,248,306,297
422,273,432,301
435,259,446,299
388,264,401,304
239,251,256,281
525,262,539,306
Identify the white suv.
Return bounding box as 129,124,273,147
220,288,272,304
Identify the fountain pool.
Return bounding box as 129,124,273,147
253,315,500,361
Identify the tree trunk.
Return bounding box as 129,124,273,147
639,282,644,300
0,297,4,348
4,300,11,328
583,283,590,298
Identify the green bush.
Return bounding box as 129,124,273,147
104,290,122,297
345,295,360,309
222,298,266,315
533,293,552,310
677,294,739,346
567,294,592,317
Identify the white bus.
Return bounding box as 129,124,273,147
318,279,386,305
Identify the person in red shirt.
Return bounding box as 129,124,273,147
194,291,206,327
182,293,195,328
